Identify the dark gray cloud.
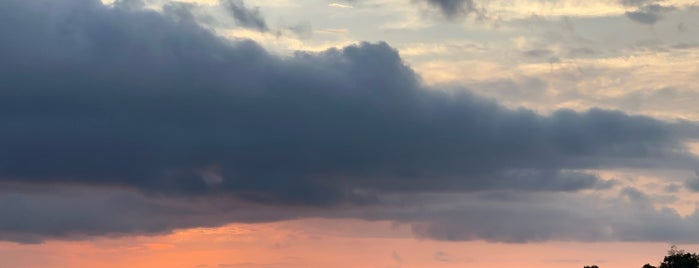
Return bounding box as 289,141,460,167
5,183,699,244
624,4,675,25
522,48,554,58
2,0,697,202
402,189,699,243
672,42,699,49
0,183,303,243
685,171,699,191
416,0,480,19
1,0,699,243
625,7,661,25
664,183,681,192
219,0,268,32
113,0,145,10
0,186,183,243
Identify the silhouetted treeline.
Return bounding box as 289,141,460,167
584,246,699,268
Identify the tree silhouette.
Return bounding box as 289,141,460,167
643,246,699,268
584,266,599,268
658,253,699,268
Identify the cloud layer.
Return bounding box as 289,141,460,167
1,0,698,243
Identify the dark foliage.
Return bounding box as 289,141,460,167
643,246,699,268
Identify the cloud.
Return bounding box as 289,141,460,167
0,184,220,243
5,183,699,244
624,4,675,25
664,183,681,193
416,0,481,19
522,48,554,58
620,0,657,8
625,6,660,25
403,188,699,243
219,0,268,32
113,0,146,10
1,0,698,243
329,3,353,9
285,22,313,39
685,171,699,191
0,183,305,243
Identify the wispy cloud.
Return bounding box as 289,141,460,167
329,3,353,8
219,0,269,31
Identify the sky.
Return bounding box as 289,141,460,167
2,0,699,267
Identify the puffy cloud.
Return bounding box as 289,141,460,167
1,0,698,243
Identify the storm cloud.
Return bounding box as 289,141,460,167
1,0,698,243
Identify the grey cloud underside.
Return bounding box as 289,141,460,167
417,0,479,18
625,5,662,25
405,189,699,243
5,184,699,244
0,184,298,243
622,2,676,25
1,0,699,243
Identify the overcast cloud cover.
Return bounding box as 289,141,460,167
1,0,699,244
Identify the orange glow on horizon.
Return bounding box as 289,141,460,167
1,219,697,268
